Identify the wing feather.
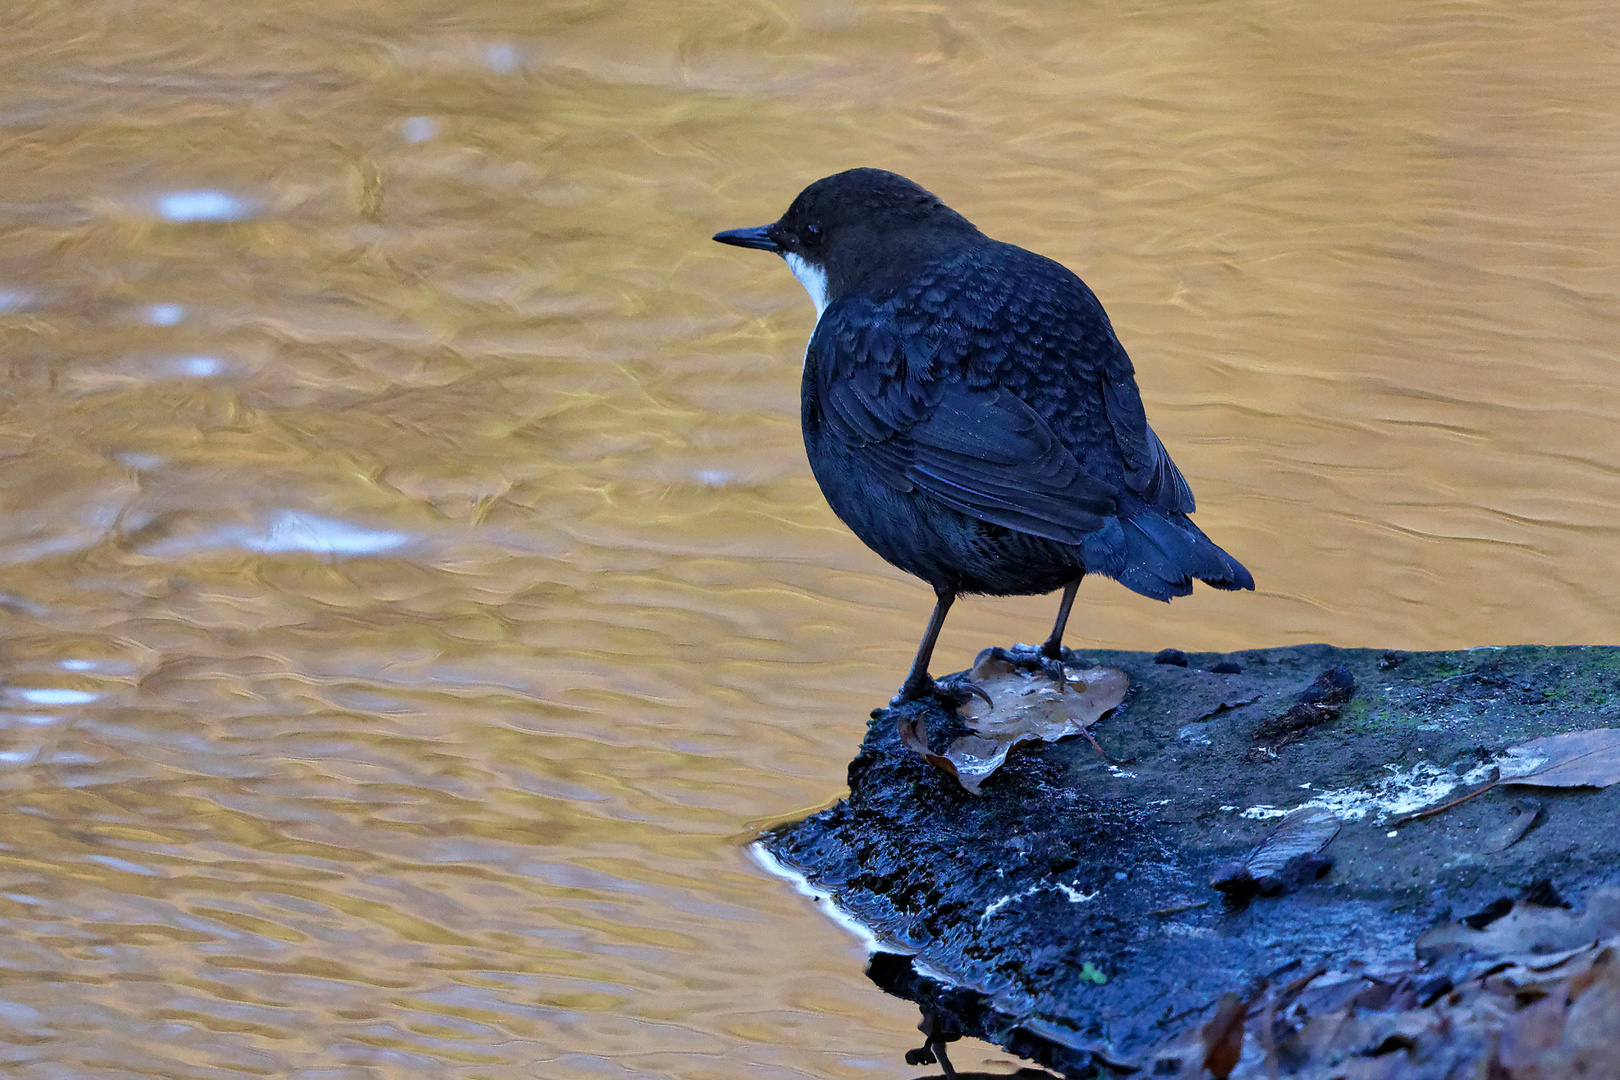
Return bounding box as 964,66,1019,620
812,304,1115,544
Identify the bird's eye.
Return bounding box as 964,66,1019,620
803,223,823,245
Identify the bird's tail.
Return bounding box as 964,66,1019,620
1080,511,1254,602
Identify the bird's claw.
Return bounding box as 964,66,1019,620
982,643,1042,666
891,675,977,707
1039,652,1073,691
932,673,994,710
892,669,990,711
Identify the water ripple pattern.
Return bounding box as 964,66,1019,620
0,1,1618,1078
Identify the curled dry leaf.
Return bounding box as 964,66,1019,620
1481,797,1542,853
1211,805,1341,900
1252,664,1356,744
912,653,1128,794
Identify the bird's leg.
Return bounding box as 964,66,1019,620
1037,574,1084,689
1040,575,1082,659
893,587,955,705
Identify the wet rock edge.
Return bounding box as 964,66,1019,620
760,644,1620,1076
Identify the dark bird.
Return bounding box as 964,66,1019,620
714,168,1252,711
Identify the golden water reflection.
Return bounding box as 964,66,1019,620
0,0,1618,1076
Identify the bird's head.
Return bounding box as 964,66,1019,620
713,168,980,316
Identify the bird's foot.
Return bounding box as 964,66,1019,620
981,643,1074,692
890,672,991,710
889,672,939,708
890,675,991,761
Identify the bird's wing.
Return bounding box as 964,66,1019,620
811,302,1115,544
961,242,1198,515
1101,377,1196,514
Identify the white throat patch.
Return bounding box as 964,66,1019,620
782,252,828,322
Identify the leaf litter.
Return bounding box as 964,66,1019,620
1145,887,1620,1079
897,651,1128,794
1500,728,1620,787
1161,725,1620,1076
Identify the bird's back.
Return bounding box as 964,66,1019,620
829,236,1178,513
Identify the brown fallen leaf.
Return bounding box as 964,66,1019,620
1416,887,1620,964
956,653,1127,736
1502,728,1620,788
895,714,954,775
1397,727,1620,827
1245,806,1341,880
1200,991,1247,1079
1498,944,1620,1078
911,653,1128,795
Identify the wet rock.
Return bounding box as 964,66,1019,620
762,644,1620,1078
1300,663,1357,706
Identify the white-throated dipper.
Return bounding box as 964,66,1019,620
714,168,1252,714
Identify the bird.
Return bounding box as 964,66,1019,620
713,168,1252,715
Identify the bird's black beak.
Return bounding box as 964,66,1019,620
712,225,780,253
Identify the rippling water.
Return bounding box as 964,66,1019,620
1,1,1618,1076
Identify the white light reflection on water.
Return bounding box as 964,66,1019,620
113,451,165,471
10,688,99,706
143,510,412,558
247,511,412,555
482,43,521,74
0,289,36,312
152,190,255,223
401,116,438,143
165,354,226,377
144,303,186,325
